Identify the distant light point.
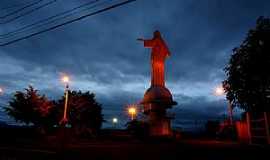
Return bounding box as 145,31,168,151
0,87,3,94
214,86,225,96
112,117,118,123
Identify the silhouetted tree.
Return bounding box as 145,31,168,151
53,91,104,136
5,86,52,128
223,17,270,112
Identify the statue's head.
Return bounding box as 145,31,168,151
154,30,161,38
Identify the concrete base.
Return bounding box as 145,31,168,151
149,117,172,137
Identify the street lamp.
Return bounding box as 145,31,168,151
62,76,69,84
112,117,118,128
214,85,233,125
214,86,225,96
0,87,4,113
128,105,137,120
0,87,3,95
60,75,70,126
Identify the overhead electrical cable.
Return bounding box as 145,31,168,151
0,0,101,38
0,1,41,11
0,0,45,19
0,0,136,46
0,0,57,24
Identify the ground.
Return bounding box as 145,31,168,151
0,128,269,160
0,133,269,160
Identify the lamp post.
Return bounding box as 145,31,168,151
0,87,3,114
112,117,118,128
214,85,233,125
128,105,137,121
60,75,70,126
0,87,3,95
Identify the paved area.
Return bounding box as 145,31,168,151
0,138,269,160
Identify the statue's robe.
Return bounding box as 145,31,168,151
144,36,170,87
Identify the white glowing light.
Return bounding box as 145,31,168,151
62,76,70,83
215,86,225,96
112,118,118,123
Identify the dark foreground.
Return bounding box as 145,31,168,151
1,139,269,160
0,129,269,160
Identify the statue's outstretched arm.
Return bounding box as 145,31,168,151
144,39,155,47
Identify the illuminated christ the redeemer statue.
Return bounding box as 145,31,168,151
138,30,175,136
138,30,170,87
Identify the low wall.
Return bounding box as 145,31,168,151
235,121,249,143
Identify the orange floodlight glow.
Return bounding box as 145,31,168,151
128,105,137,120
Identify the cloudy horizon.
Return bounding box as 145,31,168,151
0,0,269,129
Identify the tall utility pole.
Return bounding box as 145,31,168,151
60,75,70,126
62,84,69,124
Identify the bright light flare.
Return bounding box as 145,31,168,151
214,86,225,96
61,76,70,83
128,107,137,115
127,105,137,120
112,118,118,123
0,87,3,94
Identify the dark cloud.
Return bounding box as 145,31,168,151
0,0,269,127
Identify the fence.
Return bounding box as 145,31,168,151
246,112,270,144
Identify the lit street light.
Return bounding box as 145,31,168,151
214,85,233,125
0,87,3,95
0,87,6,112
128,105,137,120
60,75,70,126
112,117,118,128
214,85,225,96
62,76,70,84
113,117,118,123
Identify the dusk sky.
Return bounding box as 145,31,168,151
0,0,269,128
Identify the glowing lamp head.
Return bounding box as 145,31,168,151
0,87,3,94
112,118,118,123
215,86,225,96
128,107,137,115
62,76,70,83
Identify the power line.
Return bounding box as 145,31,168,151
0,0,101,39
0,0,40,11
0,0,57,24
0,0,136,46
0,0,45,19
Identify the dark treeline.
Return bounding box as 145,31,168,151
4,85,104,137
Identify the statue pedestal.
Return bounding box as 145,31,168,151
148,113,172,136
141,86,176,137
